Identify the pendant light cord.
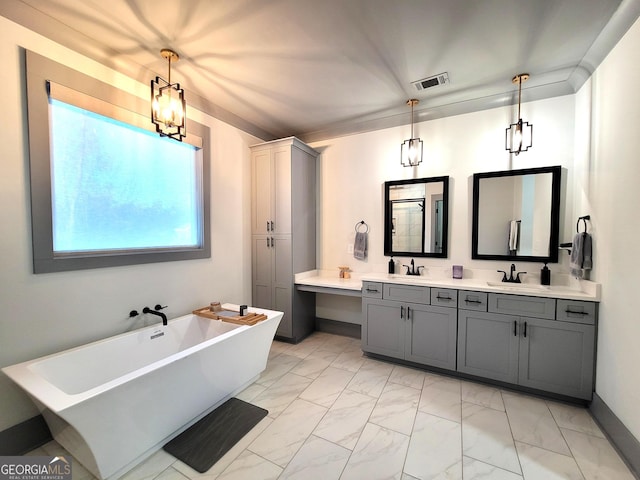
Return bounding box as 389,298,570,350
517,74,522,120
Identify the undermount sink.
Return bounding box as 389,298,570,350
486,281,548,290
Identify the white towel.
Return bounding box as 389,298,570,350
508,220,519,253
354,231,368,260
570,232,593,278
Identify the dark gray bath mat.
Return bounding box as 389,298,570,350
163,398,268,473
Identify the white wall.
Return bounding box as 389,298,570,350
574,18,640,441
311,94,576,276
0,16,261,431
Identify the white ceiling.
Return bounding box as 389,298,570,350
2,0,639,142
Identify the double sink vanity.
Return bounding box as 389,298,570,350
296,164,600,402
297,271,600,401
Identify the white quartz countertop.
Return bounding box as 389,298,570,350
295,270,601,301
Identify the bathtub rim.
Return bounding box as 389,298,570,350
2,304,282,413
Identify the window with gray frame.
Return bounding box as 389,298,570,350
25,50,211,273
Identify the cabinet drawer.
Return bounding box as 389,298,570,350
556,300,597,325
430,288,458,308
384,283,430,304
362,281,383,299
459,291,488,311
489,294,556,320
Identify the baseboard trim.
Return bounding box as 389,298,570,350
590,393,640,479
315,318,361,338
0,415,52,455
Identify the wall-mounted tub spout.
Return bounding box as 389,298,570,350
143,306,167,326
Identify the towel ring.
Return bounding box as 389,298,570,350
355,220,369,234
576,215,590,233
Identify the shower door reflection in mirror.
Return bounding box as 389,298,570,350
384,176,449,258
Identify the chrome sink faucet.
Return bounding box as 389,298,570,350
403,259,424,276
498,264,527,283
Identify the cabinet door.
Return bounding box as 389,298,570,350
272,236,293,337
362,299,405,359
273,147,292,234
406,304,457,370
252,236,272,309
251,149,273,235
457,311,519,384
518,318,595,399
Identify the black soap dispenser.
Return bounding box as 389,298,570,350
541,263,551,285
388,257,395,274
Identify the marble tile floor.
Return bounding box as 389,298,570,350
27,331,636,480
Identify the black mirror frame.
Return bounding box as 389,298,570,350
471,165,561,263
384,176,449,258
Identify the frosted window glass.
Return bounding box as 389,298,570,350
49,100,201,254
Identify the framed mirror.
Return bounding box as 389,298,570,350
472,166,561,262
384,176,449,258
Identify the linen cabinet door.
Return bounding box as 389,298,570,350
252,236,272,310
362,298,405,359
272,236,293,337
405,304,457,370
251,149,273,235
518,317,595,400
272,146,292,235
457,310,519,384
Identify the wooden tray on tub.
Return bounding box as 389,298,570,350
192,306,267,325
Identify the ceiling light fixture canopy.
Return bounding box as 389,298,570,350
151,48,186,142
401,99,423,167
505,73,532,155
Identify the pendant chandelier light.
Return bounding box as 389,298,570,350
400,99,423,167
151,49,186,142
505,73,533,155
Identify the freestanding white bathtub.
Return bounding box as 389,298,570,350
2,305,282,479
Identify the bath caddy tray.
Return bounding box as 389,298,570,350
192,306,267,325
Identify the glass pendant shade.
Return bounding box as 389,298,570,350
401,137,423,167
505,118,533,155
400,99,423,167
150,49,186,142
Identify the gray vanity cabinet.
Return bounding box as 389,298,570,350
457,310,520,384
405,303,457,369
250,137,318,341
458,293,596,399
362,298,406,358
518,317,595,398
362,284,457,370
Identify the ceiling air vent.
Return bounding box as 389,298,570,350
411,72,450,91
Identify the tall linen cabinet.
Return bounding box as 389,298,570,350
250,137,318,342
